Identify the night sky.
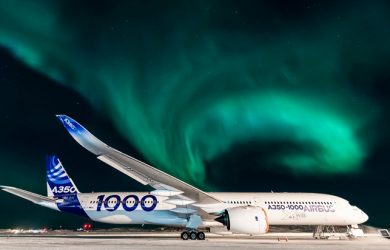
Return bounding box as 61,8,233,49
0,0,389,228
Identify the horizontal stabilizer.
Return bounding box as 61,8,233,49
1,186,58,210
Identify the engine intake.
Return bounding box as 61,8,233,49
215,206,269,235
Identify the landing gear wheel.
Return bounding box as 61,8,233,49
181,231,189,240
197,231,205,240
190,231,197,240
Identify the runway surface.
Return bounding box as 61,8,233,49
0,232,389,250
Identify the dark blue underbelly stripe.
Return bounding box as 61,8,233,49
56,194,89,219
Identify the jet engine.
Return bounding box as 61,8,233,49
215,206,269,235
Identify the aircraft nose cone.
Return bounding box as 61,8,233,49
361,211,369,223
356,207,369,224
351,206,369,224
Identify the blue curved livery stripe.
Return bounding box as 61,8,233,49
46,155,89,218
57,195,89,219
46,156,73,188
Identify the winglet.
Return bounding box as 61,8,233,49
56,114,88,135
56,115,108,155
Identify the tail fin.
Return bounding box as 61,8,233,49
46,155,79,198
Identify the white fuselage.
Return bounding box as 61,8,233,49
76,192,368,227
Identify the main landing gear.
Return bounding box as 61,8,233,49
180,230,205,240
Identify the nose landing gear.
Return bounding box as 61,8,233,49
180,231,205,240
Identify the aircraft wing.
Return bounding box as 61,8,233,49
56,115,221,205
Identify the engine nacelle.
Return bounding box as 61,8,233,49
215,206,269,235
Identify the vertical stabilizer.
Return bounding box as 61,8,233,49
46,155,79,198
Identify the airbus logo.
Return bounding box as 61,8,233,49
64,118,76,130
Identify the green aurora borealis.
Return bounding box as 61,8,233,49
0,0,390,227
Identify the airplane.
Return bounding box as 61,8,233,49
1,115,369,240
